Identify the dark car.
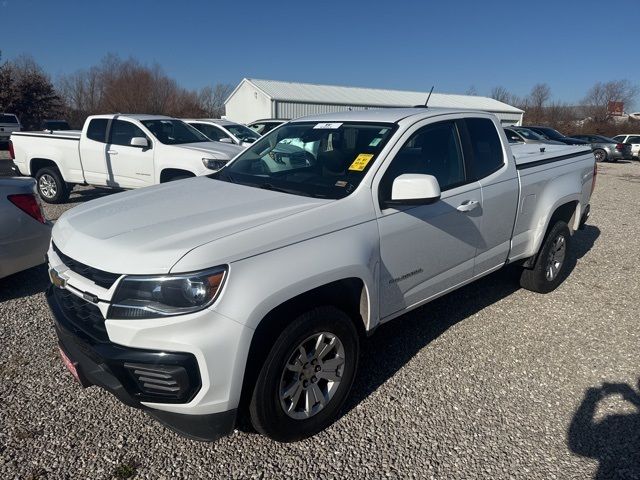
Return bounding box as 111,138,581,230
247,119,288,136
571,134,633,162
504,127,564,145
41,120,71,131
522,126,589,145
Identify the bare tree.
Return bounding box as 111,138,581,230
464,85,478,96
582,80,639,122
58,54,206,126
198,84,233,117
490,86,512,104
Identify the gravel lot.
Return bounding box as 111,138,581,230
1,161,639,479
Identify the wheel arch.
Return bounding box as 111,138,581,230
160,168,196,183
30,157,60,177
237,277,370,419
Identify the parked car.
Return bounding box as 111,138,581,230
10,114,243,203
247,119,288,135
504,127,564,145
41,119,71,131
0,113,21,143
571,134,633,162
184,119,260,147
46,108,595,443
611,134,640,159
522,126,589,145
0,177,51,279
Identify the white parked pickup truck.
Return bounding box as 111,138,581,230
46,108,596,442
10,114,243,203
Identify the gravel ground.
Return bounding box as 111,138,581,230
1,161,639,479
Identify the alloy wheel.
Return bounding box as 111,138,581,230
279,332,346,420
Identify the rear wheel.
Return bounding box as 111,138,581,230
520,221,571,293
36,167,70,203
593,149,607,162
249,306,359,442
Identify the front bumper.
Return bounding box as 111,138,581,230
47,286,237,441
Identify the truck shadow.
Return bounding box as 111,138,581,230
0,264,50,302
342,224,600,417
64,187,122,204
567,380,640,479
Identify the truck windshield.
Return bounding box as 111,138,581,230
225,124,260,142
141,119,210,145
212,122,396,199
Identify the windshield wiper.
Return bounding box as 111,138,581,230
259,183,312,197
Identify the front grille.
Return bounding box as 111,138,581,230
53,287,109,343
52,243,120,289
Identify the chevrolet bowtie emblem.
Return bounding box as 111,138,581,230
49,268,68,289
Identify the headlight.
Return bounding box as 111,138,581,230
109,267,227,319
202,158,228,170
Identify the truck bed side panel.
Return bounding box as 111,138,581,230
509,152,595,262
11,132,83,183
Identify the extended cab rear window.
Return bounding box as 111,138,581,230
0,114,18,124
463,118,504,179
87,119,108,142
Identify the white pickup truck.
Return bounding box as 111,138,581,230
46,108,596,442
10,114,243,203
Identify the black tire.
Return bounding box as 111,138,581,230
35,167,70,203
593,149,607,163
520,220,572,293
249,306,359,442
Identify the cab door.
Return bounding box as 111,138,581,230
79,118,110,186
105,119,154,188
374,119,482,319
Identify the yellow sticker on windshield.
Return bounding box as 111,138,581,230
348,153,374,172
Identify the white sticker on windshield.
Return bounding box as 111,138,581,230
369,137,382,147
313,122,343,129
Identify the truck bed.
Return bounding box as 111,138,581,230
509,143,595,263
12,130,81,140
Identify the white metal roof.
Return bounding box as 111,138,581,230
233,78,523,114
290,107,489,123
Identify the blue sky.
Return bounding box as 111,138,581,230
2,0,639,108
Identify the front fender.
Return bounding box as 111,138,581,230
211,221,380,332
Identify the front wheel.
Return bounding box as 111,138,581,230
249,306,359,442
520,221,572,293
36,167,70,203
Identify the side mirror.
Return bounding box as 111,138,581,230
130,137,149,148
219,138,233,144
387,174,441,206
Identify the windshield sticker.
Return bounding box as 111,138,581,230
348,153,374,172
313,122,343,129
369,137,382,147
335,180,348,187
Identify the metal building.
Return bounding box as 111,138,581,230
225,78,524,125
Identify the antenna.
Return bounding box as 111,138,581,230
424,86,434,107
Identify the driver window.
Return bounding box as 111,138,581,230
380,121,466,202
109,120,147,147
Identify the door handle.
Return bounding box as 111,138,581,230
456,200,479,212
107,150,118,155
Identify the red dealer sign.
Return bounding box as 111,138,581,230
608,101,624,116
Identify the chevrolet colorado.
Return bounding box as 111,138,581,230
46,108,596,442
10,114,243,203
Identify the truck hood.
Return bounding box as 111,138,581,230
52,177,331,274
177,141,243,159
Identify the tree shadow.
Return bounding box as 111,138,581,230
568,380,640,479
0,264,49,302
343,223,600,416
